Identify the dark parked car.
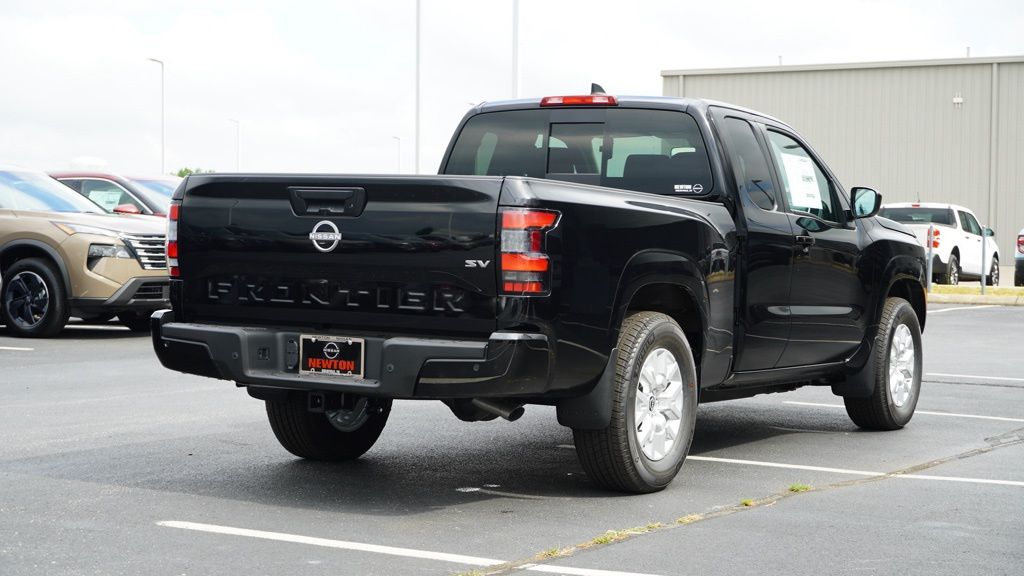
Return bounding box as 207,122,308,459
49,172,180,217
151,93,927,493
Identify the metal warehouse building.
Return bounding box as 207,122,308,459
662,55,1024,261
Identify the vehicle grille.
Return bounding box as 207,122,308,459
134,280,170,301
122,234,167,270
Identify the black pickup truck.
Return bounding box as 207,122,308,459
152,93,927,493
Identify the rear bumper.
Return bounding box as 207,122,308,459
1015,258,1024,286
150,310,551,398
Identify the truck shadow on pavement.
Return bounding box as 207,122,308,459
4,402,858,514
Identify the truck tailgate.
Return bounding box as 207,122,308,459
176,175,501,336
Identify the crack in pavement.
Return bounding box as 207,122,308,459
457,425,1024,576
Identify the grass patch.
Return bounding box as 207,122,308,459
676,514,703,525
585,523,665,547
930,285,1023,296
536,547,564,560
788,483,812,493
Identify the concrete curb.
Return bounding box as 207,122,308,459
927,293,1024,306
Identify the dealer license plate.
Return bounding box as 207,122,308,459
299,335,365,378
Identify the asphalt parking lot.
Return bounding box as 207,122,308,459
2,304,1022,576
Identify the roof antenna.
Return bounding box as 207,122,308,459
591,83,606,95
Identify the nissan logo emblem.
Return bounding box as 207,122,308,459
309,220,342,252
323,341,340,359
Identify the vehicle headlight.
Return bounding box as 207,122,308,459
88,244,132,259
52,222,121,238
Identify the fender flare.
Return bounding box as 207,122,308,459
0,239,72,295
556,250,708,430
834,254,925,398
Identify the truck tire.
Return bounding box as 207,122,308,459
266,394,391,461
985,257,999,286
1,258,69,338
844,297,922,430
573,312,698,493
938,254,959,285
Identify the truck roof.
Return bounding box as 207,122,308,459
472,95,791,128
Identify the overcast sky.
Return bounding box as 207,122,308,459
2,0,1022,176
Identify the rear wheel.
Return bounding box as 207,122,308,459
573,312,698,493
986,258,999,286
1,258,69,338
938,254,959,285
266,393,391,461
844,297,922,430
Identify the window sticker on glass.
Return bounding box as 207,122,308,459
88,190,122,211
780,152,821,210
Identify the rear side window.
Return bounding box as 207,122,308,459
718,117,776,211
445,108,713,196
878,207,955,225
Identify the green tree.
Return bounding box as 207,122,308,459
175,167,214,177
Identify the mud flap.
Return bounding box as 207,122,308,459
556,349,618,429
832,335,877,399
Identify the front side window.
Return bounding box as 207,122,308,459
0,171,102,213
765,131,839,222
445,108,713,196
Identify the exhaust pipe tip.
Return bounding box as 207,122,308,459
471,398,525,422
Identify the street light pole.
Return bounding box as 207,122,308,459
414,0,421,174
228,119,240,171
392,136,402,174
512,0,519,97
147,58,165,174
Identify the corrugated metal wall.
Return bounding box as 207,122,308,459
663,59,1024,262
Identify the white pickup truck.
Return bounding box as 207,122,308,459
879,202,1000,285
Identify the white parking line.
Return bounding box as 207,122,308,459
689,456,1024,487
783,401,1024,423
928,305,1000,313
0,345,33,351
927,373,1024,383
157,521,664,576
688,455,880,476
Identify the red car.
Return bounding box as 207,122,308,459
49,172,180,217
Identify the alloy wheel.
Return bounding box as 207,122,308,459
888,324,916,407
4,271,50,330
634,347,685,461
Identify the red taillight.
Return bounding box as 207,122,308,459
499,209,559,295
167,201,180,277
929,227,940,249
1017,235,1024,255
540,95,618,107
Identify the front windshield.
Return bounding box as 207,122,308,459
133,178,180,198
0,171,103,213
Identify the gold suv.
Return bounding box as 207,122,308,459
0,167,169,337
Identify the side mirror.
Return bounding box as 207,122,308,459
984,227,995,237
850,187,882,219
113,204,142,215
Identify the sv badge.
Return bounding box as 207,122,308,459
464,259,491,268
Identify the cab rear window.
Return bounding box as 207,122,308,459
444,108,713,196
878,207,955,225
